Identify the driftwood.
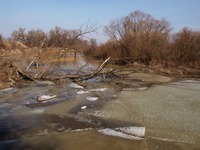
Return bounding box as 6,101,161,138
11,62,34,81
41,57,111,81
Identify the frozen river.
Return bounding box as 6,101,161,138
0,69,200,150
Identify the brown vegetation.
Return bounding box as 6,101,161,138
85,11,200,70
0,10,200,89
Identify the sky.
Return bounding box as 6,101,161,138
0,0,200,43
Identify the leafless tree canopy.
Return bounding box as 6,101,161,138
83,10,199,69
1,10,200,70
11,24,96,50
103,10,171,65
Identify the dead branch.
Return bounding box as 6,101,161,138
75,57,111,81
11,62,34,81
41,57,111,81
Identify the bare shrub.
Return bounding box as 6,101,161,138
26,29,47,48
11,28,27,44
169,28,200,69
104,10,171,65
0,34,6,49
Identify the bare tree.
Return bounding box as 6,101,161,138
26,29,47,47
104,10,171,65
170,27,200,68
11,28,27,44
35,24,97,78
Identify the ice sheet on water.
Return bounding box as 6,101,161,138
37,94,57,102
86,96,99,101
98,126,145,140
36,80,55,85
77,88,108,95
81,106,87,109
69,83,84,89
181,80,200,84
88,88,108,92
115,126,145,137
77,90,90,94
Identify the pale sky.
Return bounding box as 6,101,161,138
0,0,200,43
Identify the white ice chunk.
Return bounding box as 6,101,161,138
36,80,55,85
37,94,56,102
69,83,84,89
81,106,87,109
98,128,144,140
88,88,108,92
115,126,145,137
138,87,148,91
77,90,90,94
86,96,99,101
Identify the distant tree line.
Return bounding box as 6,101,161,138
1,10,200,69
10,26,92,49
86,10,200,69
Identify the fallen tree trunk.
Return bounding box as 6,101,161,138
41,57,111,81
11,62,34,81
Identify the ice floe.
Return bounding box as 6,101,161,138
69,83,84,89
98,126,145,140
36,80,55,85
37,94,56,102
81,106,87,109
181,80,200,84
86,96,99,101
77,90,90,94
76,88,108,95
88,88,108,92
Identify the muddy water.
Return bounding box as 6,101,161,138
0,68,200,150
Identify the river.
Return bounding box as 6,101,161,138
0,56,200,150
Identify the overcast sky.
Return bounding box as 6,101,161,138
0,0,200,43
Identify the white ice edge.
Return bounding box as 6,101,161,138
38,128,95,136
0,87,15,92
77,88,108,95
37,94,57,102
148,136,195,144
69,83,84,89
81,106,87,109
98,128,144,140
88,88,108,92
36,80,55,85
77,90,90,94
115,127,145,137
86,96,99,101
181,80,200,84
